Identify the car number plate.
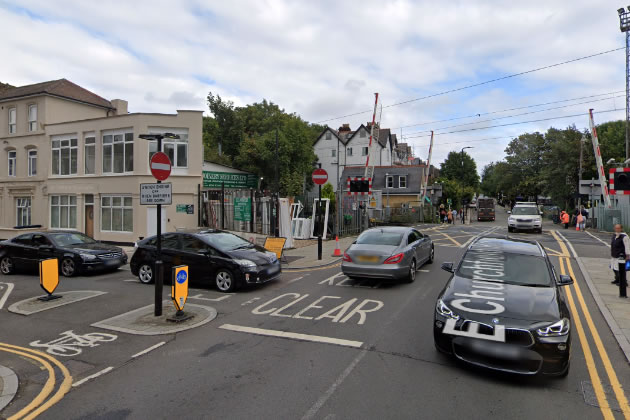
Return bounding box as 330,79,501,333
357,255,379,263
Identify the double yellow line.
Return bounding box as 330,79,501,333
551,230,630,419
0,342,72,420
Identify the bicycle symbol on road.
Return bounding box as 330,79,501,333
30,330,118,357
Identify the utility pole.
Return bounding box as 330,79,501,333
618,7,630,159
578,136,584,209
274,128,279,237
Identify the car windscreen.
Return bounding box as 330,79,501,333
49,232,96,247
356,230,403,246
457,251,551,286
512,206,539,215
198,232,252,251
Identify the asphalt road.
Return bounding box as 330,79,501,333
1,207,630,419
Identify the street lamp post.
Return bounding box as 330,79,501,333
139,132,180,317
618,7,630,159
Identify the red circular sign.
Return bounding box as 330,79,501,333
312,168,328,185
150,152,172,181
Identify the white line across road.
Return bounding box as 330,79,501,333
585,230,609,246
0,282,14,310
131,341,166,358
219,324,363,348
72,366,114,387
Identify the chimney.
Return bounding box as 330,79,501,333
338,123,351,132
110,99,128,115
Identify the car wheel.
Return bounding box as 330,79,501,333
427,246,434,264
405,260,416,283
138,263,154,284
61,258,76,277
508,227,513,233
0,257,14,275
216,269,237,293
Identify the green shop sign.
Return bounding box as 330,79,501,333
234,197,252,222
203,171,258,189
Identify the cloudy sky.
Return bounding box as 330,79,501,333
0,0,627,172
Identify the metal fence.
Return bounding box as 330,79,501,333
203,189,277,235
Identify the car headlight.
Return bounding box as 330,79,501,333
536,318,570,337
436,299,459,320
80,253,97,261
234,259,257,268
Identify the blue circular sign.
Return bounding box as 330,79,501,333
176,270,187,284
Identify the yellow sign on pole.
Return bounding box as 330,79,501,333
39,258,60,301
263,237,287,260
171,265,189,312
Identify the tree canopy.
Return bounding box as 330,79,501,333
439,150,480,189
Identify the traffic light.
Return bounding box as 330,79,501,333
614,171,630,191
349,179,370,193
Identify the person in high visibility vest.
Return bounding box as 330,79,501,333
560,210,570,229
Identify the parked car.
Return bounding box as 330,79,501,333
0,231,127,277
130,230,281,293
341,226,434,283
434,236,572,377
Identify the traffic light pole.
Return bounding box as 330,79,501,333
155,136,163,316
318,164,323,260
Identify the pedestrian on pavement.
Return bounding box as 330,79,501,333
580,206,588,230
439,207,446,224
576,212,584,231
460,208,465,224
560,210,570,229
611,224,630,298
451,209,457,224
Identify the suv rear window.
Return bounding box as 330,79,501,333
356,230,403,246
457,250,551,286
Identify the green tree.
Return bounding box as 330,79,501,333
206,92,243,161
503,132,548,199
439,151,480,188
437,178,475,209
321,182,336,213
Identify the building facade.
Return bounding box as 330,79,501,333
0,79,203,243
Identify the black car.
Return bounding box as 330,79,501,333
434,236,572,377
0,231,128,277
130,230,281,293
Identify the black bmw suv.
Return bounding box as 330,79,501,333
434,236,572,377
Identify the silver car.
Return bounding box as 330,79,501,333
508,205,543,233
341,227,434,282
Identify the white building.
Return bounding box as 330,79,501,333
312,123,396,192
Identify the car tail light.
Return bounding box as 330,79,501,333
343,252,352,262
383,253,404,264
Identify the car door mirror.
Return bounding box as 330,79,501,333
558,274,574,286
507,211,511,214
441,262,454,273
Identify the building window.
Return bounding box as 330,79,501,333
101,196,133,232
28,150,37,176
16,197,31,227
347,147,353,157
386,175,393,188
332,149,336,157
51,136,78,175
399,175,407,188
28,104,37,132
8,107,16,134
8,150,16,177
85,137,96,174
103,131,133,174
362,147,368,156
50,195,77,229
325,132,332,140
148,131,188,168
360,129,366,138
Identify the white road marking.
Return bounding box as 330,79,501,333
0,282,15,310
418,269,430,273
131,341,166,358
585,230,609,246
123,279,138,282
241,297,261,306
302,348,369,420
188,294,230,302
219,324,363,348
460,226,500,248
72,366,114,387
288,276,304,284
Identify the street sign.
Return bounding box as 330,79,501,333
234,197,252,221
150,152,172,181
312,168,328,185
579,179,603,195
171,265,189,312
140,183,172,205
39,258,61,301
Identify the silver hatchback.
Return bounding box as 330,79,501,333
341,227,434,282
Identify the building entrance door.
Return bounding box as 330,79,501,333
84,194,94,237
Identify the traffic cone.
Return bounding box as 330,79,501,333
576,224,580,231
332,236,342,257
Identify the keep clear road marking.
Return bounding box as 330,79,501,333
0,342,72,420
219,324,363,348
554,230,630,418
188,294,231,302
0,282,14,309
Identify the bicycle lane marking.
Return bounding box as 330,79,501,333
0,282,14,310
0,342,72,420
29,330,118,357
554,230,630,418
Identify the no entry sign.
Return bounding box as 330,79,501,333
312,168,328,185
150,152,172,181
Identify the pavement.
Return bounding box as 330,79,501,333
3,210,630,419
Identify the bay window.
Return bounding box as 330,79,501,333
50,195,77,228
101,196,133,232
103,130,133,174
51,136,78,175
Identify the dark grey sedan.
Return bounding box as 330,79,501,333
341,227,434,283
